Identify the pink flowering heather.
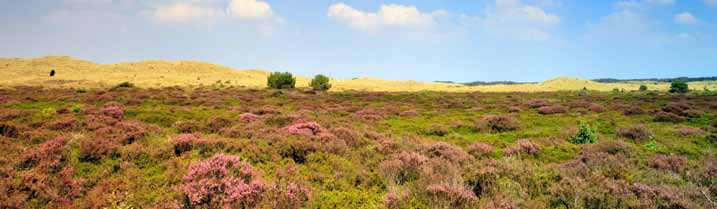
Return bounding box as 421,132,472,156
504,139,540,156
101,102,125,119
649,154,687,173
20,136,70,172
426,183,477,209
173,133,204,156
285,122,323,136
239,113,262,123
380,151,429,184
424,142,473,164
181,153,267,208
467,141,495,157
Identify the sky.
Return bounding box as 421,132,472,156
0,0,716,82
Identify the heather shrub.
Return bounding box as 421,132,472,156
527,99,549,108
0,123,19,138
380,151,428,184
205,116,232,133
18,167,84,208
331,127,365,147
467,142,494,158
682,109,704,118
623,106,645,115
537,105,566,115
309,74,331,91
424,124,449,136
96,121,153,144
102,102,124,119
173,120,201,133
477,115,519,133
425,183,477,209
588,103,605,113
239,113,262,122
618,124,652,140
662,102,689,115
570,122,597,144
267,166,312,209
507,106,521,113
181,154,267,208
79,137,117,162
19,136,70,171
654,111,684,122
44,117,78,131
504,139,540,156
424,142,472,164
281,140,317,164
173,133,204,156
267,72,296,89
285,122,323,136
649,154,686,173
676,127,703,136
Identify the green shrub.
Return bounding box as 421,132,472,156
669,80,688,93
267,72,296,89
639,85,647,92
570,122,597,144
71,105,82,113
310,74,332,91
75,88,87,93
112,81,135,90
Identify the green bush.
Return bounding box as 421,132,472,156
267,72,296,89
570,122,597,144
639,85,647,92
669,80,688,93
111,81,135,90
310,74,332,91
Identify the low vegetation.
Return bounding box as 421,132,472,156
0,86,715,208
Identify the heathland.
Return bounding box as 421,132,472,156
2,56,716,92
0,86,715,208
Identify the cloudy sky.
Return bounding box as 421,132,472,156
1,0,715,82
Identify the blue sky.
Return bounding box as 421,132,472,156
0,0,715,82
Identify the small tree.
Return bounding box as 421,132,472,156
310,74,331,91
570,122,597,144
669,80,689,93
639,85,647,92
267,72,296,89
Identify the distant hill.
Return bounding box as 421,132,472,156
593,77,717,83
1,56,715,92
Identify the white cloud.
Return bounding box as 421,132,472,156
226,0,276,20
475,0,560,41
151,0,280,25
152,2,225,24
646,0,674,5
327,3,439,31
613,0,674,11
613,0,642,10
704,0,717,6
674,12,698,25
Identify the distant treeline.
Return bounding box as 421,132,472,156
435,80,536,86
592,76,717,83
437,76,717,86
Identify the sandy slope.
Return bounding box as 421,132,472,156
1,56,714,92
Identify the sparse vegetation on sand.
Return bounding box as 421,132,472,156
2,56,716,92
0,86,715,208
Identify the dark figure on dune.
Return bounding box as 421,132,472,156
50,69,55,77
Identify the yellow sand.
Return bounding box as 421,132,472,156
1,56,714,92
